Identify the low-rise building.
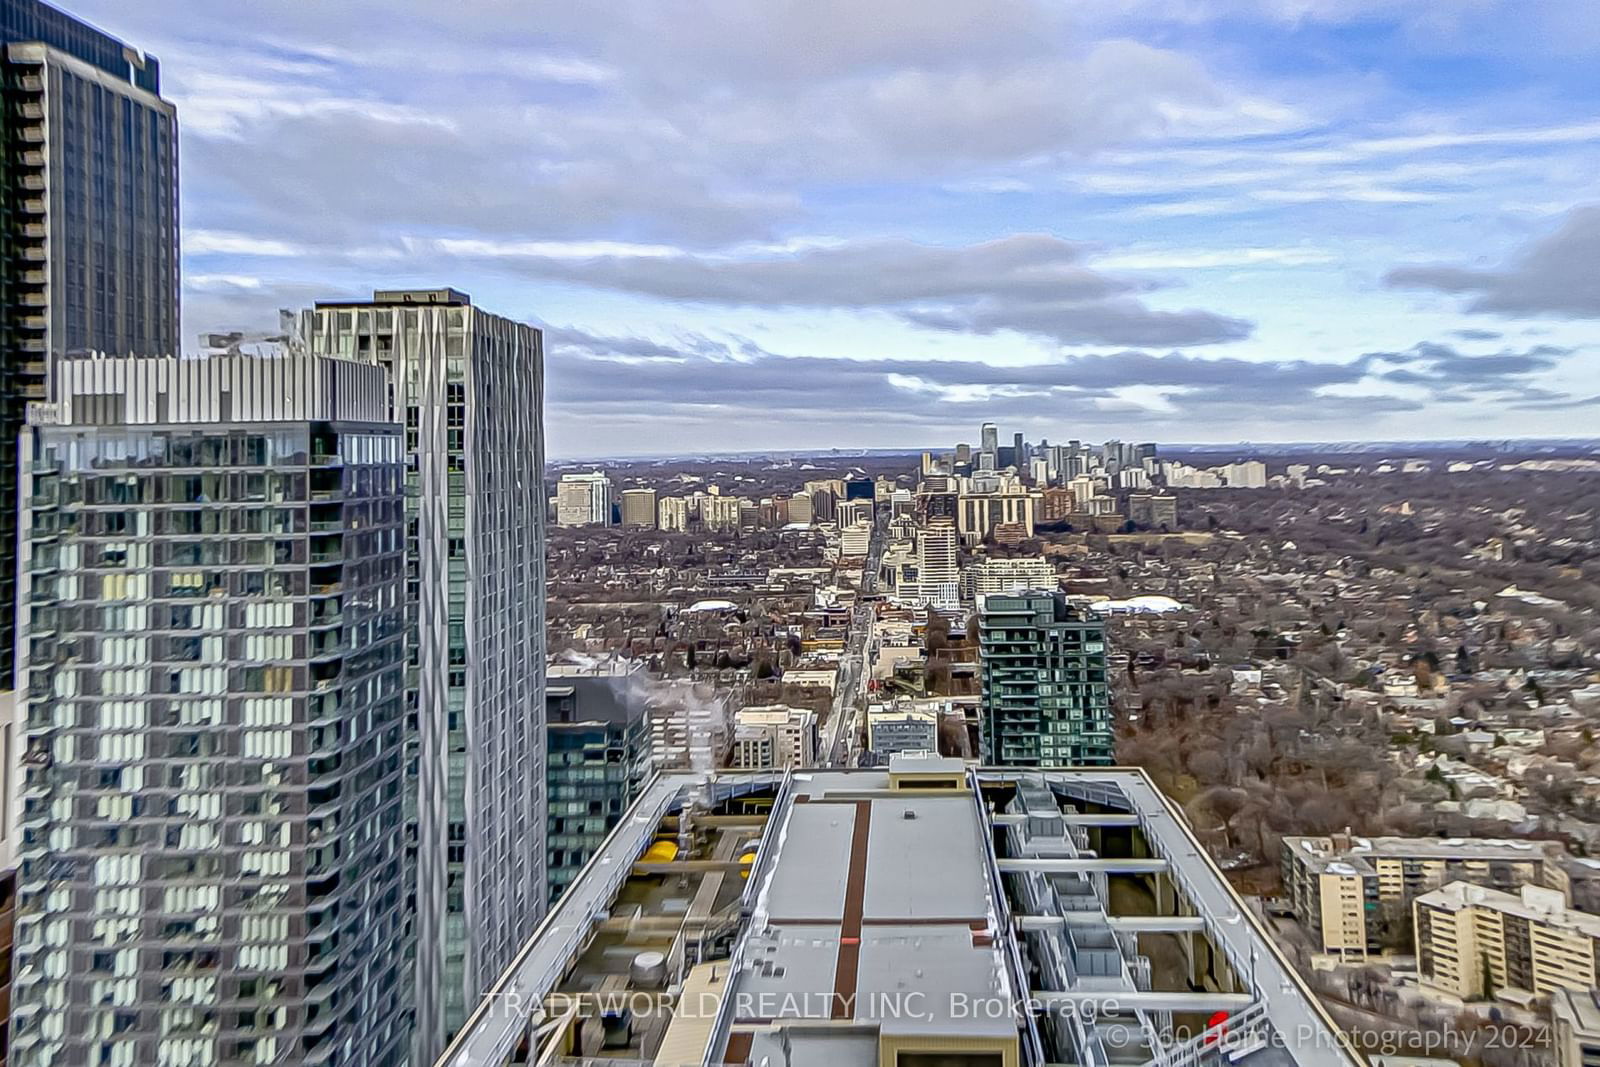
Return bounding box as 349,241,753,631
866,702,940,756
729,705,817,769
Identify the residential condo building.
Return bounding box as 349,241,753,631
1281,833,1566,958
0,0,179,687
555,471,613,527
729,705,816,769
12,353,409,1066
300,289,546,1057
618,487,656,528
964,556,1056,602
1415,882,1600,999
978,591,1112,765
544,666,653,905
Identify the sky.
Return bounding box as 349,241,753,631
74,0,1600,457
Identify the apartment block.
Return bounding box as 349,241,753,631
839,520,871,558
1415,882,1600,999
644,681,734,771
657,495,688,532
916,520,958,608
1552,988,1600,1067
619,487,657,528
978,592,1112,765
12,353,409,1065
956,491,1036,542
964,556,1056,601
1281,833,1566,958
556,471,613,526
545,669,653,905
729,705,816,769
865,702,939,757
0,0,179,687
300,289,546,1055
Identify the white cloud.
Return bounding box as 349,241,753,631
1096,247,1334,269
184,230,305,257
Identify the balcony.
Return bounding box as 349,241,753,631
309,640,347,663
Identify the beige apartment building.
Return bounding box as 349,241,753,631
1552,988,1600,1067
1415,883,1600,999
729,705,817,769
619,487,657,527
1282,834,1562,958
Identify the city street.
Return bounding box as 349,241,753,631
824,514,886,766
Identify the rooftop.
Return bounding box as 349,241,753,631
1285,833,1561,877
438,766,1361,1067
1416,881,1600,938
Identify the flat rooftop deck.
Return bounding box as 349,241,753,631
438,767,1363,1067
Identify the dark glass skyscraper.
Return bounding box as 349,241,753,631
0,0,179,686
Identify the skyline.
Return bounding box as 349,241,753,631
63,0,1600,456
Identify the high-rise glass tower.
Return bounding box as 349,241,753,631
12,353,409,1066
978,591,1113,766
299,289,546,1058
544,666,654,905
0,0,180,687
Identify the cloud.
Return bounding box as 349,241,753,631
87,0,1311,266
537,327,1591,452
901,300,1252,347
439,234,1255,347
541,325,1401,450
181,278,361,338
1385,205,1600,318
1364,341,1576,399
183,107,797,249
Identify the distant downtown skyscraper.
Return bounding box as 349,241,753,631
13,353,410,1065
299,289,547,1058
0,0,180,687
